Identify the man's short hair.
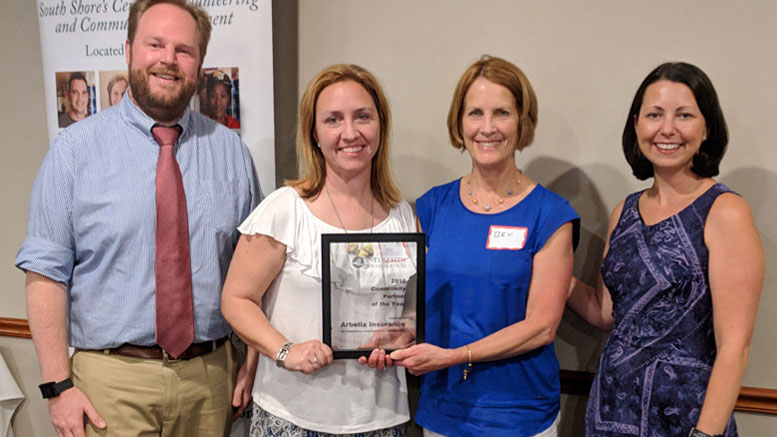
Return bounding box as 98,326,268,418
127,0,212,63
67,72,88,92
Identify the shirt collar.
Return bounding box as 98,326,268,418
119,93,192,143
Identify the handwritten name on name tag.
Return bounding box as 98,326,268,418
486,225,528,250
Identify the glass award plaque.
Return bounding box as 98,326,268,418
322,233,425,359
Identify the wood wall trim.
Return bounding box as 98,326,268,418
561,369,777,415
736,386,777,414
1,318,775,414
0,317,31,339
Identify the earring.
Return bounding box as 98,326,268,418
316,143,321,148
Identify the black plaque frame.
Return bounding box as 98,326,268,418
322,232,425,359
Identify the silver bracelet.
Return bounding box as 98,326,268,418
275,342,293,368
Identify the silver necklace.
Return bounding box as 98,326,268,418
465,171,523,212
325,185,374,232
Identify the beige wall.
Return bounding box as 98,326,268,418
1,0,775,435
0,2,299,435
1,1,47,319
0,337,52,436
296,0,777,434
0,2,59,435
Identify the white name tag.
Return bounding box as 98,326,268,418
486,225,528,250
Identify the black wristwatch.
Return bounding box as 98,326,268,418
689,427,723,437
39,377,74,399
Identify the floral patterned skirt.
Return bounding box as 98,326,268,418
250,404,406,437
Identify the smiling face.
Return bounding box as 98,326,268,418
635,80,707,174
461,77,520,169
208,82,229,121
125,3,201,123
314,80,380,179
109,79,128,106
68,78,89,117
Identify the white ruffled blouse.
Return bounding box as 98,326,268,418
237,186,415,434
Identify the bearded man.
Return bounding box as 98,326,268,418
16,1,261,435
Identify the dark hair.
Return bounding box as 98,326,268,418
206,70,233,98
622,62,727,180
67,72,87,91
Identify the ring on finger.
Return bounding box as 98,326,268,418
311,356,318,364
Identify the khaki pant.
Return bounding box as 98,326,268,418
72,342,237,437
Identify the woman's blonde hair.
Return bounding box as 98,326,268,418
288,64,401,209
447,55,538,152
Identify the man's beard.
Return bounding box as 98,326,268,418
128,66,197,123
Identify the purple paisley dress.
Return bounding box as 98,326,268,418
584,183,737,436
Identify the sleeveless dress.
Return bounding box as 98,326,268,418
584,183,737,436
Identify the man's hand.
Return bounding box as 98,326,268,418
48,387,105,437
26,273,104,436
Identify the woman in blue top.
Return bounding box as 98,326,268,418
390,56,579,436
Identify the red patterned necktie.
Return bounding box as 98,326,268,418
152,125,194,359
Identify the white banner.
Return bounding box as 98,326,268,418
36,0,276,194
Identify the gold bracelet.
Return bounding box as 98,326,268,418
462,345,473,380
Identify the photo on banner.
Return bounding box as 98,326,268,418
37,0,275,194
99,70,129,109
199,67,241,130
55,70,96,128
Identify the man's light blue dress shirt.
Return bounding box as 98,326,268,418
16,95,261,349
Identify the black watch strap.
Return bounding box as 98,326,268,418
689,427,724,437
39,377,74,399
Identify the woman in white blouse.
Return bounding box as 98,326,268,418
221,64,414,437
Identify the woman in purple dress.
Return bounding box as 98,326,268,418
568,62,764,436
